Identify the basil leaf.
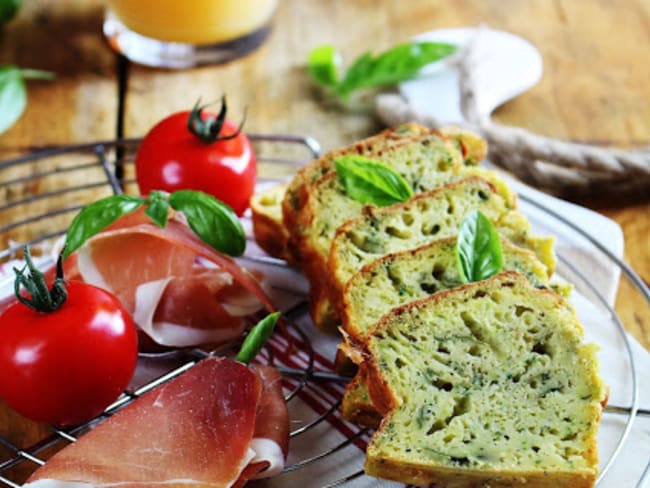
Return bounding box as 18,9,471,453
0,0,20,23
0,66,26,135
456,211,503,283
335,155,413,207
308,41,455,99
144,190,170,228
307,44,340,87
236,312,281,364
335,51,374,97
338,41,456,97
0,66,54,135
169,190,245,257
64,195,145,258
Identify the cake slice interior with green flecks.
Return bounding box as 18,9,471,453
327,177,555,320
362,272,606,488
339,235,568,427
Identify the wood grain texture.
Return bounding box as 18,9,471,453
0,0,117,152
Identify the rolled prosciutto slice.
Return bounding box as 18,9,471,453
246,365,290,479
24,357,289,488
76,210,274,347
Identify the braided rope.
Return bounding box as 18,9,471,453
375,33,650,196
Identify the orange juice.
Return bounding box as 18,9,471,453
107,0,277,45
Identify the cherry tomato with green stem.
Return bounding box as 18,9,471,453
0,249,138,426
135,97,257,216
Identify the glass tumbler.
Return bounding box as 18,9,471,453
103,0,277,68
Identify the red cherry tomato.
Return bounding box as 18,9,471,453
0,281,138,426
135,103,257,216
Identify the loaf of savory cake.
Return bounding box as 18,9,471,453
327,177,555,323
339,236,560,427
287,135,515,330
361,271,606,488
258,125,532,331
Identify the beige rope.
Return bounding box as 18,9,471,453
375,33,650,197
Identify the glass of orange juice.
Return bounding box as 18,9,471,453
103,0,277,68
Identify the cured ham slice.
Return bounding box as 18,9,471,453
246,365,290,479
76,210,275,347
24,357,289,488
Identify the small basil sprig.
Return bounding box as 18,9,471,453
0,65,54,136
236,312,281,364
456,211,503,283
308,40,455,101
335,155,413,207
63,190,245,258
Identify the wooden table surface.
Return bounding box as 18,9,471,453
0,0,649,481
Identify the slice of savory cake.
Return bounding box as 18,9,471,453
281,123,486,251
283,123,429,226
339,236,558,427
362,271,606,488
327,177,555,321
342,236,553,343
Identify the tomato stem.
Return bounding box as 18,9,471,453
14,246,67,312
187,96,247,144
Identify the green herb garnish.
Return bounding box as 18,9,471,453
456,210,503,283
236,312,281,364
0,65,54,136
308,40,456,101
334,155,413,207
63,190,245,258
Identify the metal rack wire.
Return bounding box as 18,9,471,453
0,135,648,487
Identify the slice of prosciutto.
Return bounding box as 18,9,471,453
24,357,289,488
76,210,275,348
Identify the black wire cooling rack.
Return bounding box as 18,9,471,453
0,135,649,488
